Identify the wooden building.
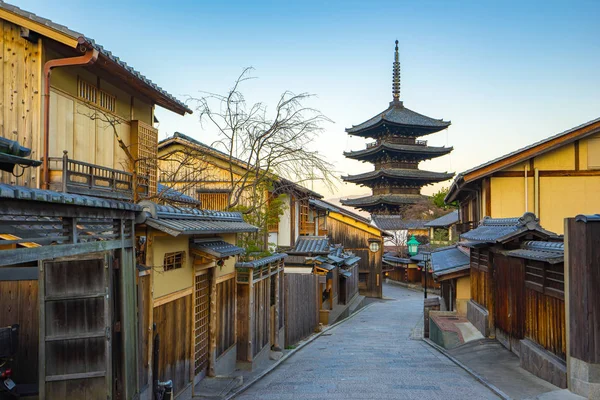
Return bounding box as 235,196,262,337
446,117,600,235
425,210,459,246
382,255,421,284
135,202,257,398
0,181,140,399
459,213,556,338
0,1,190,199
341,41,453,215
157,132,322,248
429,246,470,315
309,198,386,298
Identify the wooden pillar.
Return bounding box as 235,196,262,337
208,267,217,377
273,265,280,349
247,278,254,362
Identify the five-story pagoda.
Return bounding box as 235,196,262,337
341,41,454,215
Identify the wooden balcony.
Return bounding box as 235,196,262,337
48,151,148,201
300,221,316,236
367,138,428,148
456,221,477,236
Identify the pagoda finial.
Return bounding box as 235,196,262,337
392,40,401,103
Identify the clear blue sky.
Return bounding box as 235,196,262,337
20,0,600,198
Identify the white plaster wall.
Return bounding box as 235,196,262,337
278,194,291,247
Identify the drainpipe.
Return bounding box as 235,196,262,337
42,39,98,189
525,164,529,212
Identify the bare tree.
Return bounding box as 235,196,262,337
189,67,338,214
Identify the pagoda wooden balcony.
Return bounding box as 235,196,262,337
47,151,149,201
366,138,428,148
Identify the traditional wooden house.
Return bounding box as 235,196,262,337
157,132,323,248
425,210,458,245
459,212,556,339
382,254,421,284
135,202,257,398
446,117,600,235
372,215,429,248
309,198,386,298
429,246,470,315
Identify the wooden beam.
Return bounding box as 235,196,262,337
216,272,235,284
574,140,580,171
465,121,600,183
0,239,131,267
0,9,79,48
489,169,600,178
152,287,192,307
0,267,38,280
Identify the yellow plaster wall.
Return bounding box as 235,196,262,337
456,275,470,316
533,143,575,170
152,235,193,299
216,233,237,278
503,161,529,172
580,133,600,170
490,177,534,218
539,176,600,234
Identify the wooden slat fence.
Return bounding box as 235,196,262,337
153,295,192,397
215,277,235,358
284,273,318,347
494,254,525,339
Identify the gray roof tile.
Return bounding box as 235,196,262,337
344,143,452,160
290,236,330,254
430,246,470,277
424,211,459,228
341,194,426,207
235,253,287,269
342,168,454,184
460,213,556,246
505,240,564,264
191,238,244,258
157,184,201,206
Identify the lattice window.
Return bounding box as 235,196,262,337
77,79,97,104
163,251,185,271
77,78,116,112
98,90,116,112
133,121,158,197
198,192,230,211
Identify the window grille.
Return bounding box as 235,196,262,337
77,78,116,113
163,251,185,271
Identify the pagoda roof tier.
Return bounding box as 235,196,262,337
344,142,453,162
346,100,450,138
341,194,426,208
342,168,454,186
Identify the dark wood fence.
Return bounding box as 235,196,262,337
216,277,235,358
153,295,192,396
284,273,318,347
0,276,38,384
470,248,494,330
339,265,358,305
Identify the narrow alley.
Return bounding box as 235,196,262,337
234,283,498,399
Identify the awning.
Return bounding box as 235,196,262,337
191,238,244,258
340,270,352,278
145,217,257,237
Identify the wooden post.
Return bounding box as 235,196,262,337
38,260,45,400
247,278,254,362
273,266,280,349
208,267,217,376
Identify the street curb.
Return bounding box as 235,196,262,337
224,302,377,400
423,338,512,400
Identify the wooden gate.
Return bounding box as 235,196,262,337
194,270,210,381
39,254,111,400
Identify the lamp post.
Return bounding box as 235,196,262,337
422,252,431,299
407,235,420,256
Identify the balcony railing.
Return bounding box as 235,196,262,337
48,151,148,201
367,138,428,148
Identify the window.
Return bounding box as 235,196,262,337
78,78,116,113
163,251,185,271
588,137,600,169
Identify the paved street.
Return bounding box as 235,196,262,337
235,283,498,399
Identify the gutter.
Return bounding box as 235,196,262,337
42,38,98,189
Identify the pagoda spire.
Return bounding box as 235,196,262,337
392,40,401,103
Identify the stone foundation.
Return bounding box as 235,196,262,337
495,328,521,357
214,344,237,376
467,300,489,337
570,356,600,398
519,339,566,388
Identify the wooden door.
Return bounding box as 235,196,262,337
39,254,111,400
194,270,210,382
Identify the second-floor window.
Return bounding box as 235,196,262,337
164,251,185,271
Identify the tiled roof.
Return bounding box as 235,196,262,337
371,215,428,231
139,201,257,236
382,254,412,264
344,143,453,160
0,1,191,115
191,238,244,258
289,236,330,255
506,240,564,264
430,246,470,278
0,183,140,211
235,253,287,269
346,101,450,135
341,194,427,207
460,213,556,246
575,214,600,223
157,184,201,206
424,211,459,228
342,168,454,184
0,137,41,173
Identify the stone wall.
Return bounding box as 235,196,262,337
519,339,566,389
467,300,489,337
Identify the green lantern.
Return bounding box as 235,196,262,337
407,235,420,256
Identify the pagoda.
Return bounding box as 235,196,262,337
341,41,454,215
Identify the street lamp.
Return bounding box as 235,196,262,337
407,235,420,256
422,252,431,299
